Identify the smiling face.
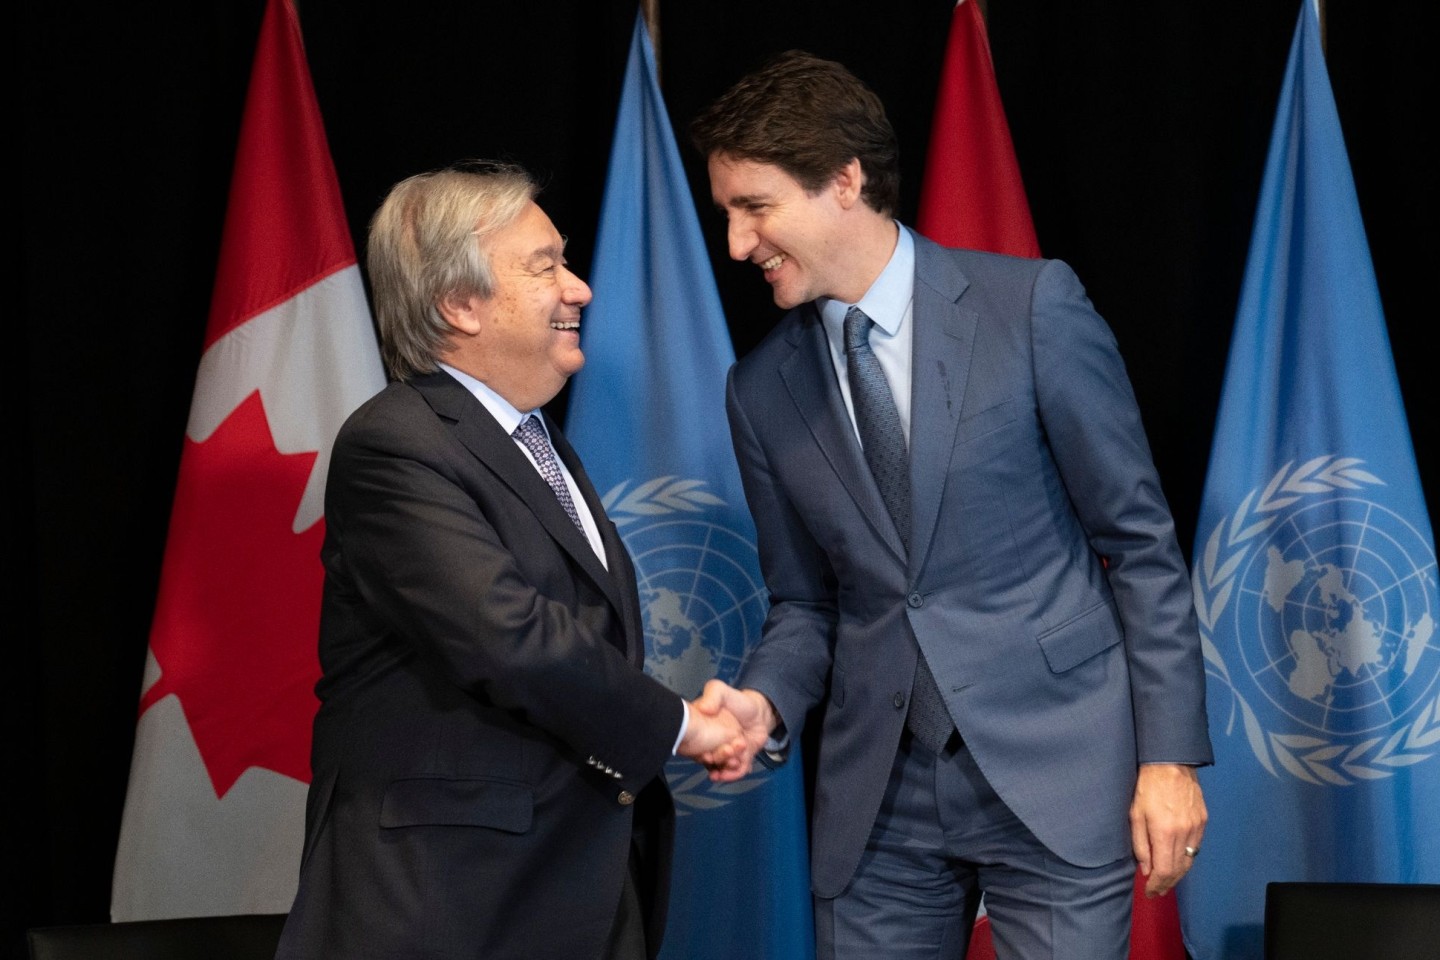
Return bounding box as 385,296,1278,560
439,201,592,411
708,153,872,310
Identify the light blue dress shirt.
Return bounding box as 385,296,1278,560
818,223,916,444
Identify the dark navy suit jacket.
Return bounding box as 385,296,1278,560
276,370,678,959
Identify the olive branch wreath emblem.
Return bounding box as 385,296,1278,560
602,476,726,527
1192,455,1440,785
603,476,772,813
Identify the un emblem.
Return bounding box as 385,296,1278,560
1194,456,1440,784
603,476,771,811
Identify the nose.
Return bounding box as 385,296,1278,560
726,216,757,262
560,265,592,306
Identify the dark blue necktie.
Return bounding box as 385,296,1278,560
844,306,954,754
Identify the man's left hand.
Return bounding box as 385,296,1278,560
1130,763,1207,897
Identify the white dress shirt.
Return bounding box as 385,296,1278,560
438,362,607,568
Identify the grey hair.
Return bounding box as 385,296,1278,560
366,161,538,381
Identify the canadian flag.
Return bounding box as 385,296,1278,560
917,0,1039,258
919,4,1185,959
110,0,384,920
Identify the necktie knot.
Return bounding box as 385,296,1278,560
843,305,874,355
513,414,546,446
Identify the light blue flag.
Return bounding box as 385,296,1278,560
1179,3,1439,957
566,12,816,960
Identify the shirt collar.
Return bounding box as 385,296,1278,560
818,223,914,335
437,362,545,438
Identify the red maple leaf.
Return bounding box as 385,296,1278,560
142,390,324,797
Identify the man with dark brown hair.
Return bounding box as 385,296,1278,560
692,51,1211,959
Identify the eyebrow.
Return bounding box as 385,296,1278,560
521,241,566,269
716,192,769,212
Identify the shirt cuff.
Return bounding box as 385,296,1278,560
672,699,690,755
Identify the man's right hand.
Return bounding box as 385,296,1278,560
689,680,777,782
676,698,744,764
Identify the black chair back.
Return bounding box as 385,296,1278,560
27,913,286,960
1264,881,1440,960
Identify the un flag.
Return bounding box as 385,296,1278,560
566,13,815,960
1179,4,1439,959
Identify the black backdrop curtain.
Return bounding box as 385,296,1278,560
13,0,1433,948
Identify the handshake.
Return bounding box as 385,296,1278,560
675,680,779,783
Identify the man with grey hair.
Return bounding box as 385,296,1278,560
274,160,745,960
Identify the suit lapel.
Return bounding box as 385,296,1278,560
779,307,906,560
548,418,641,654
908,233,977,576
413,372,626,623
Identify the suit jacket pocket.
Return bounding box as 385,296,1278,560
950,400,1019,473
1035,599,1122,674
379,776,533,833
957,398,1016,442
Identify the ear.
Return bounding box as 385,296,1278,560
833,158,865,209
436,292,486,335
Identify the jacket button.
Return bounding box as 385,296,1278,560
617,790,636,806
893,692,906,709
907,592,924,608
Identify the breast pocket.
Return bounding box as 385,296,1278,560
379,776,533,834
950,399,1019,472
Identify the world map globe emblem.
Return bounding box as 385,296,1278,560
1231,495,1438,739
604,477,778,809
620,516,766,700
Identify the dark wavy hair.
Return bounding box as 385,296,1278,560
690,50,899,216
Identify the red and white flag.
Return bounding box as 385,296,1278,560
111,0,384,920
918,4,1184,959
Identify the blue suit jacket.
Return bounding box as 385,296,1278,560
728,230,1212,898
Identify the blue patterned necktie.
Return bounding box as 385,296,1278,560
513,415,585,534
844,306,955,754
